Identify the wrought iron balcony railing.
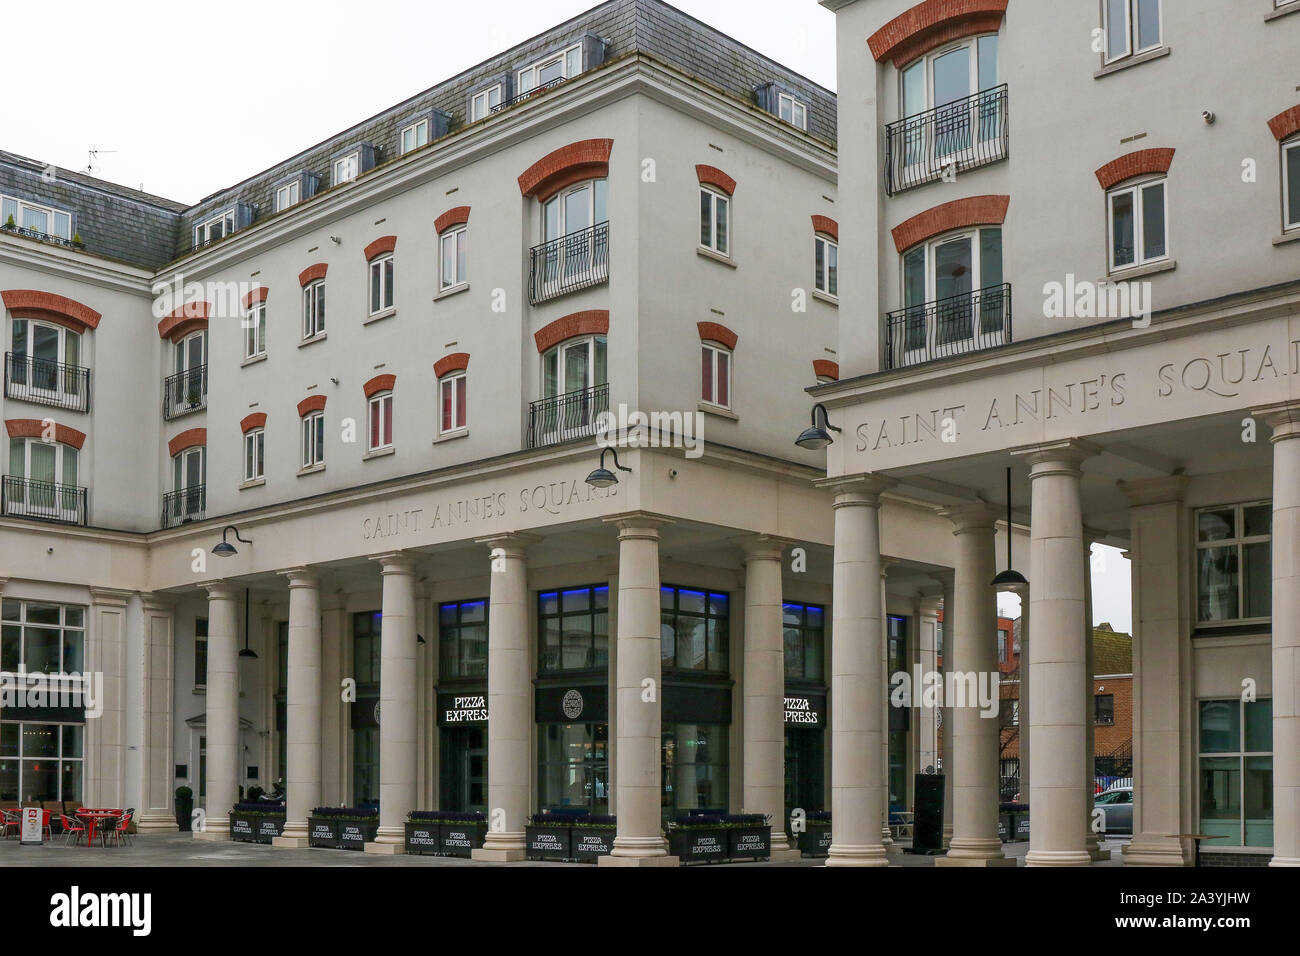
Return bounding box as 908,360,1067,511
528,383,610,448
1,475,87,526
493,77,567,113
529,222,609,305
0,223,84,250
883,283,1012,370
162,486,206,529
885,84,1009,195
163,365,208,420
4,352,92,413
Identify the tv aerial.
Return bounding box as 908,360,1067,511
86,146,117,175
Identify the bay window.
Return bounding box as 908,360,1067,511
369,253,394,315
700,341,731,408
439,372,467,434
302,280,326,338
1108,177,1167,271
368,391,393,451
1196,502,1271,623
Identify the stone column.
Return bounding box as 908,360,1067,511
136,594,178,831
939,573,955,845
821,476,893,867
196,582,239,840
937,504,1011,866
1120,477,1193,866
1261,404,1300,867
1016,440,1097,866
741,536,800,858
1083,540,1108,861
1018,591,1030,807
917,587,943,775
879,564,897,851
472,533,537,862
365,553,418,854
274,569,322,848
600,514,677,867
320,594,347,806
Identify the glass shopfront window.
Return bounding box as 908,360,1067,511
441,724,487,813
440,599,488,679
783,602,825,680
275,622,287,784
1198,698,1272,847
661,586,729,673
538,586,608,672
538,722,609,814
0,722,83,802
887,615,909,810
1,600,85,674
351,611,381,807
662,723,728,816
783,602,827,820
1196,503,1272,623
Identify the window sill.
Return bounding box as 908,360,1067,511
812,289,839,307
297,462,325,477
1094,45,1171,79
239,478,265,490
1104,258,1176,281
298,332,327,349
698,401,738,421
432,428,469,445
241,352,268,368
1273,229,1300,246
434,282,470,302
363,445,395,461
1265,2,1300,21
364,307,397,326
697,246,737,269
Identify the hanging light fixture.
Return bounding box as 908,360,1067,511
212,525,252,557
585,447,632,489
795,403,842,450
238,587,258,659
991,466,1029,592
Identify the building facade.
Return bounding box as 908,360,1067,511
820,0,1298,866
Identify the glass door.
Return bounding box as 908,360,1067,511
931,46,972,159
542,180,607,285
172,447,205,523
440,725,488,813
173,332,206,411
933,236,975,351
540,336,607,441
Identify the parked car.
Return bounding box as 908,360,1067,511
1094,785,1133,835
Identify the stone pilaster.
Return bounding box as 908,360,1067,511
195,581,239,840
274,568,323,849
136,594,178,831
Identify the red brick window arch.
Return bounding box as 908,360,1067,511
518,139,613,203
364,237,397,316
1267,106,1300,233
1094,149,1174,272
363,374,395,452
868,0,1009,67
5,419,86,516
435,353,470,435
240,414,266,483
697,166,735,258
697,321,736,410
298,395,326,469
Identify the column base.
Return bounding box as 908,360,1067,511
1024,849,1093,867
363,841,405,855
598,854,680,867
134,814,179,833
1088,846,1113,862
825,844,890,867
471,847,527,862
1269,857,1300,867
942,825,953,848
192,828,229,842
766,846,804,863
1122,835,1191,866
272,836,311,848
935,854,1017,867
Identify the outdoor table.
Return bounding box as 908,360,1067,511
76,809,123,848
1168,833,1226,867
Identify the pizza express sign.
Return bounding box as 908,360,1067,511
784,695,825,727
438,693,489,725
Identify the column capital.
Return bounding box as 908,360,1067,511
1011,438,1101,472
735,533,791,563
603,511,674,538
370,551,418,575
1253,401,1300,441
475,532,541,558
817,473,896,505
198,580,237,601
279,567,322,588
917,585,944,615
939,501,1001,534
88,586,133,607
1118,474,1187,507
140,592,175,613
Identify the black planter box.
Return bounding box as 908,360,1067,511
797,827,833,857
405,822,440,855
570,827,615,862
1014,815,1030,842
728,826,771,861
668,827,729,864
230,813,258,843
439,822,487,858
338,820,379,850
256,816,285,843
526,824,572,861
308,817,340,849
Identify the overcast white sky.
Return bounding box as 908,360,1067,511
9,0,1131,632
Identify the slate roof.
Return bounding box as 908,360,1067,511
0,0,835,273
1093,625,1133,677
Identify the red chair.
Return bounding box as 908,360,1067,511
0,809,20,839
60,814,85,847
104,811,132,848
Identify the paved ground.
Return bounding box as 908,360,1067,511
0,830,1131,867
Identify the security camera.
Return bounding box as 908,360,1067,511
1202,110,1216,125
668,468,679,479
329,235,342,244
330,377,340,385
47,547,54,554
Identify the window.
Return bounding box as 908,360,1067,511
898,35,1001,176
353,611,382,685
517,44,582,94
998,629,1008,664
1095,694,1115,725
783,602,825,681
369,253,394,314
275,180,300,212
699,187,730,256
1108,178,1167,271
538,335,608,441
1103,0,1162,63
7,437,80,522
814,233,838,296
243,427,265,482
1,195,72,239
1284,138,1300,232
1198,698,1272,847
1,600,85,674
301,411,325,468
900,227,1006,354
471,85,502,121
540,722,609,815
193,617,208,687
439,372,467,434
400,119,429,154
1196,502,1271,623
333,152,360,186
440,225,467,290
193,210,235,248
439,599,487,679
700,342,731,408
11,319,83,397
543,179,607,242
778,92,808,130
368,391,393,451
0,721,84,803
538,586,609,672
661,585,729,672
302,280,326,338
170,445,205,524
662,723,728,816
244,302,266,359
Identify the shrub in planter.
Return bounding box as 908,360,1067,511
525,813,576,861
668,813,770,864
794,811,832,857
229,802,285,844
570,815,617,863
308,807,379,850
404,811,487,857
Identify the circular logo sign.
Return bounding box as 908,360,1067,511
561,689,584,720
373,702,382,725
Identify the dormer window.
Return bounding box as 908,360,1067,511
275,180,300,212
518,43,582,95
1,196,72,240
333,152,360,186
779,92,808,130
471,85,502,121
330,143,377,186
400,118,430,154
193,210,235,248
